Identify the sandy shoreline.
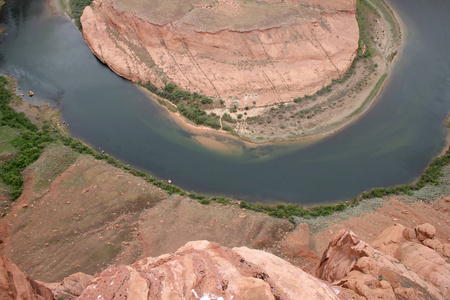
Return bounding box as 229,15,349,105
138,84,333,154
135,0,404,149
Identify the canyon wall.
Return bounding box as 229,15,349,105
80,0,359,107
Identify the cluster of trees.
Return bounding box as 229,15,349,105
142,82,227,130
69,0,92,29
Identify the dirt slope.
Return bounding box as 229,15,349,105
0,145,292,282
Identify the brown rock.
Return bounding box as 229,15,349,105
234,246,342,299
44,272,94,299
0,256,53,300
422,238,444,254
80,0,359,107
415,223,436,241
372,224,450,299
79,240,342,299
315,229,448,300
279,223,319,269
444,243,450,258
28,91,34,97
314,229,368,283
402,227,417,241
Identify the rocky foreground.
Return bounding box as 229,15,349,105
2,222,449,299
80,0,359,107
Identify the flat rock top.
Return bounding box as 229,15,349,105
113,0,325,32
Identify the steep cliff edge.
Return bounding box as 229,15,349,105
2,230,449,299
80,0,359,108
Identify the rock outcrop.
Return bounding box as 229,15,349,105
371,223,450,298
0,256,53,300
80,0,358,107
44,272,94,299
2,228,450,299
314,227,450,300
78,240,342,299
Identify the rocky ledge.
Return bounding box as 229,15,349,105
2,222,449,299
80,0,359,107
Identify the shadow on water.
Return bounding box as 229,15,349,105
0,0,449,204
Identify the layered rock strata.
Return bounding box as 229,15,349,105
78,241,343,299
315,226,450,300
81,0,359,107
0,242,342,300
2,228,449,299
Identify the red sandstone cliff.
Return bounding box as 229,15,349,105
80,0,359,107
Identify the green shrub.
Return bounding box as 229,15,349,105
69,0,92,29
0,78,55,199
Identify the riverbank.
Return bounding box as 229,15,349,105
61,0,402,146
130,0,404,144
233,0,404,143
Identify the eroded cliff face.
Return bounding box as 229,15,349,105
80,0,358,107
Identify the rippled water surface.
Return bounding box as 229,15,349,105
0,0,449,204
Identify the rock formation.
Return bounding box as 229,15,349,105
371,223,450,298
0,241,342,300
78,240,343,299
2,226,450,299
80,0,359,107
315,227,450,300
0,256,53,300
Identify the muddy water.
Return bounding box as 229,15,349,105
0,0,449,204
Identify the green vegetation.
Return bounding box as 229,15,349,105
0,77,55,199
361,150,450,198
238,201,352,221
141,81,229,131
1,75,449,224
349,73,387,118
69,0,92,29
0,77,187,201
0,126,18,156
356,0,379,59
368,0,399,42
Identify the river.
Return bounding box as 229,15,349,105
0,0,449,204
